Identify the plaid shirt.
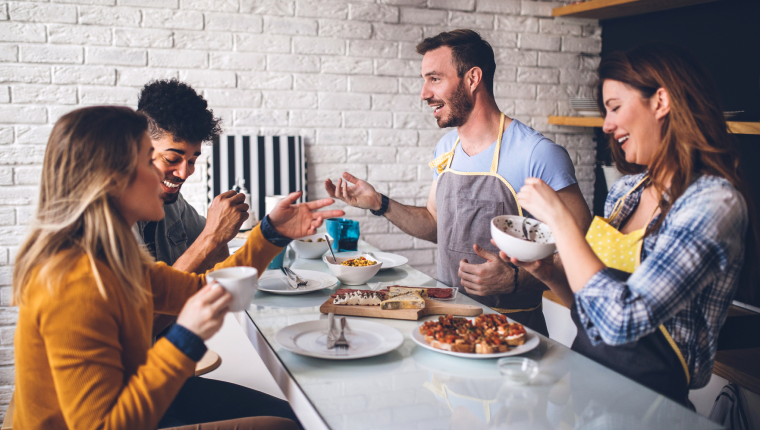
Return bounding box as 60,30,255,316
575,172,747,389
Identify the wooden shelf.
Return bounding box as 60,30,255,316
548,116,760,135
552,0,720,20
549,116,603,128
728,122,760,135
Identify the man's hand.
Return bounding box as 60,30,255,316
492,238,556,285
458,244,515,296
203,190,249,246
324,172,382,210
269,191,345,238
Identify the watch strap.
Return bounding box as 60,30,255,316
370,194,389,216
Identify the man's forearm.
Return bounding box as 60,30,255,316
515,254,575,307
513,254,565,293
172,233,225,274
513,267,549,293
382,199,437,243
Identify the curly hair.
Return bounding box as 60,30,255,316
137,79,222,144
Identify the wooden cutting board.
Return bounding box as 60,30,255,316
319,298,483,321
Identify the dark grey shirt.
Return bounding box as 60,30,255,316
136,193,207,266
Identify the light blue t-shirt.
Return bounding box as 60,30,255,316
433,119,577,192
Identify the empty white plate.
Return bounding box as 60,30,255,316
258,269,338,295
275,319,404,360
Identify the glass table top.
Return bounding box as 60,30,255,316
244,244,720,430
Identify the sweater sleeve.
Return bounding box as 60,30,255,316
39,273,195,430
151,222,283,315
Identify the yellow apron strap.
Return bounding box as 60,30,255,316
658,325,691,385
608,176,650,222
489,112,506,175
428,146,456,175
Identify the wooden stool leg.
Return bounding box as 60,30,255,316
2,392,14,430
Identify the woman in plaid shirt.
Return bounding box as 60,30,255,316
503,43,755,406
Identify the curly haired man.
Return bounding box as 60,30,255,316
136,79,249,277
136,80,303,428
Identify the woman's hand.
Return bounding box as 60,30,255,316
176,282,232,340
268,191,345,239
492,239,575,308
491,239,557,284
516,178,570,226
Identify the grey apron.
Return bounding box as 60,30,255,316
431,113,547,335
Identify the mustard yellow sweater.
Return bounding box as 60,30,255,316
14,225,282,430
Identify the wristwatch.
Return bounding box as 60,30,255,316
370,194,389,217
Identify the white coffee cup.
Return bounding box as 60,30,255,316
206,266,258,312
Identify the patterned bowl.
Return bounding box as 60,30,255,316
491,215,556,262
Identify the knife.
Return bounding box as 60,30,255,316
280,267,297,289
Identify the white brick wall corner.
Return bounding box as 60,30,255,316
0,0,600,418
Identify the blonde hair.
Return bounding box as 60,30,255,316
13,106,154,306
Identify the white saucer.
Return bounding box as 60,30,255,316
332,251,409,269
275,319,404,360
258,269,338,295
411,318,540,359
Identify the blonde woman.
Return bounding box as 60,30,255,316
13,106,342,429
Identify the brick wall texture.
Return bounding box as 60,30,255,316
0,0,600,416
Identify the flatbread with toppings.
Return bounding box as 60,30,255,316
418,314,526,354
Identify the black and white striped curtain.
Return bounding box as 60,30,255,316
208,135,307,221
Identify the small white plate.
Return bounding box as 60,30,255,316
275,319,404,360
258,269,338,295
372,251,409,269
411,318,540,359
334,251,409,269
228,238,246,254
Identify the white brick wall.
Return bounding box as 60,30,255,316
0,0,600,416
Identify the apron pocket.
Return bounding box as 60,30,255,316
447,198,505,256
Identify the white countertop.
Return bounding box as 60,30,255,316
239,242,720,430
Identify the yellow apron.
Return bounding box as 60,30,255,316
584,176,690,386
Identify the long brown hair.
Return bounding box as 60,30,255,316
597,42,758,303
13,106,154,305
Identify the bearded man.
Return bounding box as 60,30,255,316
325,30,591,335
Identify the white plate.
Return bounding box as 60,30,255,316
334,251,409,269
228,238,246,254
258,269,338,295
275,319,404,360
411,318,540,359
372,251,409,269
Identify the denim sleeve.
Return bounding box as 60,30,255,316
165,324,207,362
575,185,747,346
260,215,292,247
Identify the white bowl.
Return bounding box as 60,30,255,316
291,233,331,259
491,215,556,262
322,253,383,286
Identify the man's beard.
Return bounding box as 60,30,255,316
161,176,183,205
161,190,180,205
435,80,474,128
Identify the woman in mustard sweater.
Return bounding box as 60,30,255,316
12,106,343,429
